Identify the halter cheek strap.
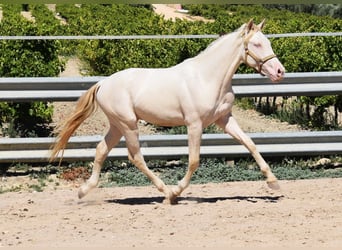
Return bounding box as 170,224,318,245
244,47,277,75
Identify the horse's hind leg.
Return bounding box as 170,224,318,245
78,125,122,199
216,114,280,190
123,126,173,203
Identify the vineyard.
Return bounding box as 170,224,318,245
0,4,341,137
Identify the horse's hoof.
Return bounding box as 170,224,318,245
78,188,86,199
163,196,178,205
267,180,280,190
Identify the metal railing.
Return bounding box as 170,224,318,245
1,72,342,102
0,32,341,40
0,71,341,163
1,131,342,163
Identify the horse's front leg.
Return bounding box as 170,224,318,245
216,114,280,190
171,122,202,202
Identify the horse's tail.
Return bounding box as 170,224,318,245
49,83,100,163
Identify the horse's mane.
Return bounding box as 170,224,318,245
196,24,246,57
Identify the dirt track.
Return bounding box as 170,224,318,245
1,178,342,247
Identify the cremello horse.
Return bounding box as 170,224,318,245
50,20,285,204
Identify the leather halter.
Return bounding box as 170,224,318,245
243,28,277,75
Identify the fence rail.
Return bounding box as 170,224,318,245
1,71,342,164
1,131,342,163
1,72,342,102
0,32,341,40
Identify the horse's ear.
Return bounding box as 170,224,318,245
246,19,254,32
258,19,266,30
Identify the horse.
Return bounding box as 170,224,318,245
50,19,285,204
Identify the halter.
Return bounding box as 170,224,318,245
242,28,277,75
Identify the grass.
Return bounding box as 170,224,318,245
100,156,342,187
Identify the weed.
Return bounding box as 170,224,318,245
0,184,23,194
29,183,44,192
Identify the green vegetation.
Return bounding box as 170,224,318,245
55,4,342,75
0,4,64,137
263,4,342,19
101,156,342,187
55,4,212,75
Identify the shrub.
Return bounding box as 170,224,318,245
0,5,64,137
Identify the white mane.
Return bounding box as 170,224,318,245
195,24,246,58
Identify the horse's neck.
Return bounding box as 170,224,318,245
189,32,243,94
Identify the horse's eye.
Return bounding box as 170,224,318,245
254,43,262,48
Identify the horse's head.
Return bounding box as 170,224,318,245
241,19,285,82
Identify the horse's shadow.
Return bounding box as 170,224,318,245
105,195,284,205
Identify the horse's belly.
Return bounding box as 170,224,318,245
135,103,185,127
132,80,187,126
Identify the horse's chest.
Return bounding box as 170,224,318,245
212,92,235,118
